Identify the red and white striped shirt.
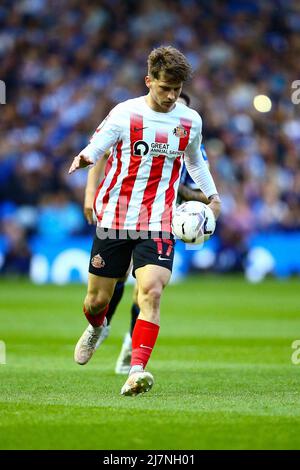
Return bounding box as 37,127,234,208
81,96,217,232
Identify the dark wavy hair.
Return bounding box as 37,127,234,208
179,92,191,106
147,46,192,82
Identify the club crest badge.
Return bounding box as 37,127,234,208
91,254,105,269
173,125,187,138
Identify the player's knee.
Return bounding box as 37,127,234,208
85,293,110,314
139,283,162,306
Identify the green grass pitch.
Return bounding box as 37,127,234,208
0,276,300,450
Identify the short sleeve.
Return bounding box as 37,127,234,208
80,104,122,163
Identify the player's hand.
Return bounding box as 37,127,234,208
68,154,93,174
84,189,96,224
208,195,221,220
84,207,95,225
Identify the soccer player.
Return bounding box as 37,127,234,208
69,46,221,396
82,92,210,376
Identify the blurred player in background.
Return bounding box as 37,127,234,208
83,92,211,375
69,45,221,396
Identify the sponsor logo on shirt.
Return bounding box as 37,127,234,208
133,140,149,156
133,140,185,158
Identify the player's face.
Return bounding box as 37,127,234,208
145,72,183,113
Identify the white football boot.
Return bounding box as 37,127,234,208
120,366,154,396
74,317,109,365
115,332,132,375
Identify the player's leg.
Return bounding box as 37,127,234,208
105,280,125,326
120,264,171,396
100,261,132,347
115,281,140,375
132,264,171,363
120,234,175,395
74,232,133,365
74,273,117,365
130,282,140,335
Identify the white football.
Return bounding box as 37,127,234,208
172,201,216,244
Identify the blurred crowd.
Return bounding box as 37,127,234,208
1,0,300,275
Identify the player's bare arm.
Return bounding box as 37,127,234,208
207,193,221,220
178,184,209,204
84,153,109,224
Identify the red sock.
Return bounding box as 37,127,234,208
131,319,160,369
83,305,108,328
